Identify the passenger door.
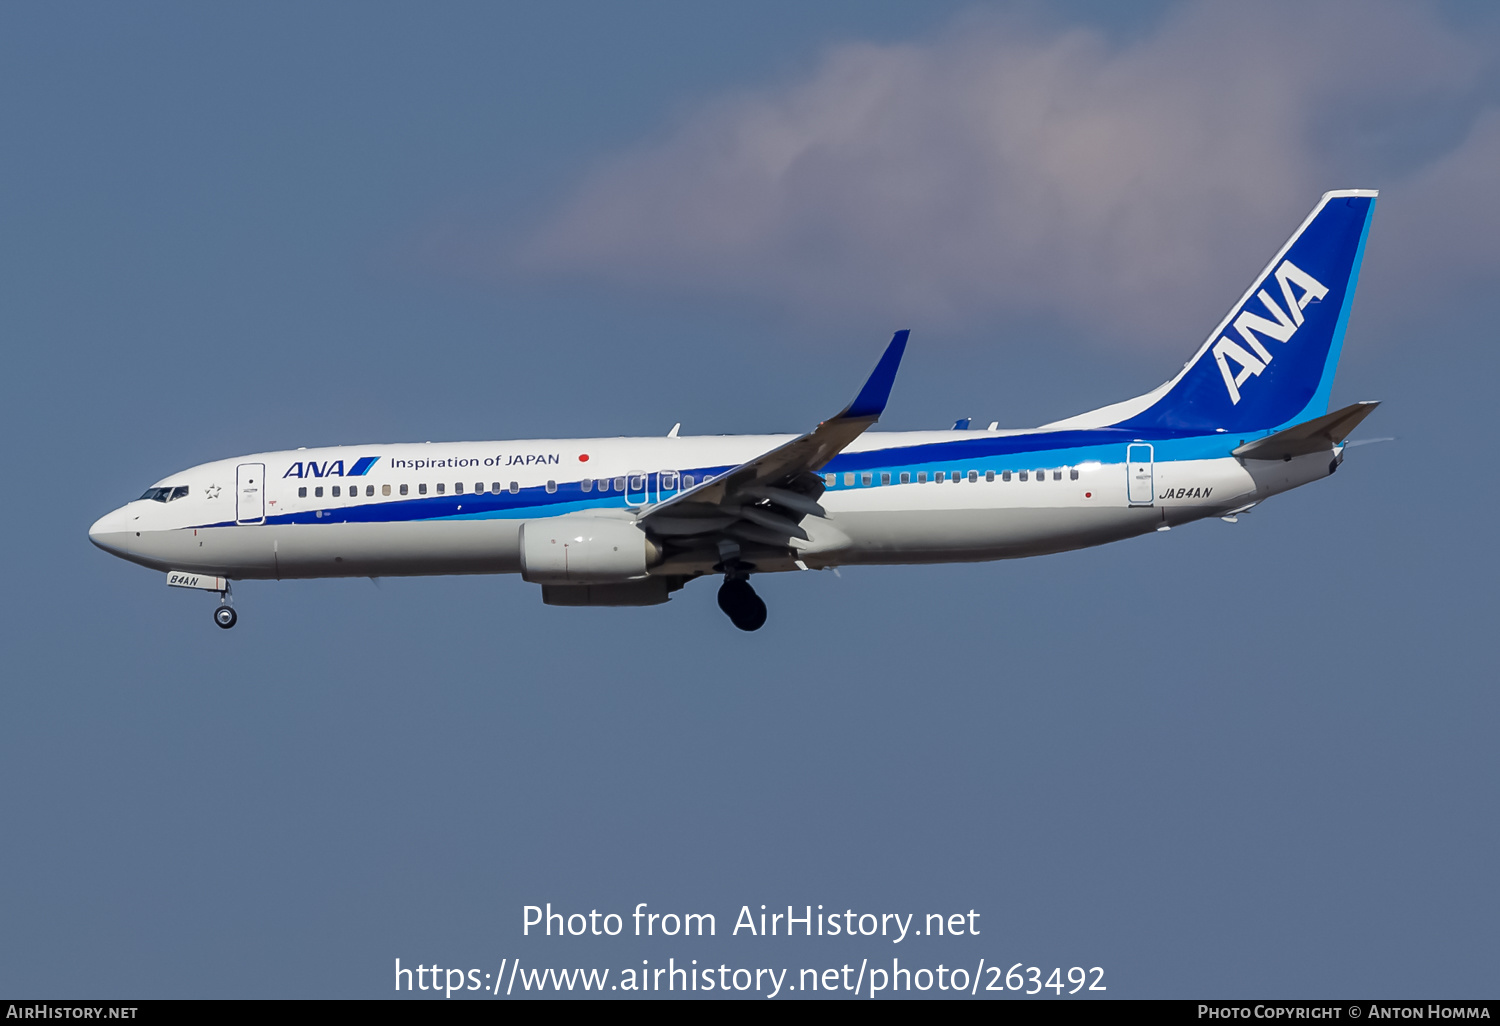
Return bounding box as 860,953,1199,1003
236,463,266,524
1126,445,1154,507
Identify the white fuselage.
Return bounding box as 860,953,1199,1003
88,429,1335,582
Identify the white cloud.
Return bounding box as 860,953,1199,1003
516,2,1496,349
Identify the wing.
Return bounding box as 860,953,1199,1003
637,330,909,557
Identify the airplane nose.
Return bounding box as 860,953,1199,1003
89,507,132,555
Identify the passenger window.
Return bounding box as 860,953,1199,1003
581,478,592,493
511,482,521,494
917,472,927,483
492,482,501,493
315,486,324,497
1036,471,1045,482
383,484,391,496
900,472,911,484
298,486,307,498
475,483,483,494
436,483,445,495
985,470,995,482
546,480,557,493
1053,470,1062,481
844,473,855,486
825,473,837,487
1069,468,1079,481
613,477,625,491
332,486,341,497
455,482,463,494
1002,470,1012,482
661,471,678,490
936,471,946,483
861,472,872,486
418,484,427,495
881,472,891,485
629,475,644,490
399,484,408,496
968,470,978,483
682,475,694,488
1018,471,1027,482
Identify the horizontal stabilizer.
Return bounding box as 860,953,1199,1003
1232,401,1380,460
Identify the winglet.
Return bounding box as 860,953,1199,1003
842,330,909,420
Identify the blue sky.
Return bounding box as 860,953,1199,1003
1,1,1496,998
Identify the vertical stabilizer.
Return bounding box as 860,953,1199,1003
1047,190,1377,435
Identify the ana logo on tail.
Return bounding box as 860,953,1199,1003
1212,260,1328,404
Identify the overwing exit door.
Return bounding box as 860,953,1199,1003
625,471,649,507
236,463,266,524
1126,445,1154,506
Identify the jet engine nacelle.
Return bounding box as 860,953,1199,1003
519,516,659,584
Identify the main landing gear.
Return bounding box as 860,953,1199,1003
717,572,767,632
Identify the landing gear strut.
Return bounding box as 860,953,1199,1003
717,576,767,632
214,581,236,630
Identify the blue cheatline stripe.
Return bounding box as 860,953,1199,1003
823,427,1247,471
187,426,1264,531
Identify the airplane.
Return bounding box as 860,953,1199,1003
90,189,1380,632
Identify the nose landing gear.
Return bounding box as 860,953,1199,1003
213,580,236,629
166,571,239,629
717,576,767,632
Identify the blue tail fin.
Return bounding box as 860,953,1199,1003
1110,190,1376,434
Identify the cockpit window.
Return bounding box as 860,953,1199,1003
170,485,189,500
139,486,189,502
